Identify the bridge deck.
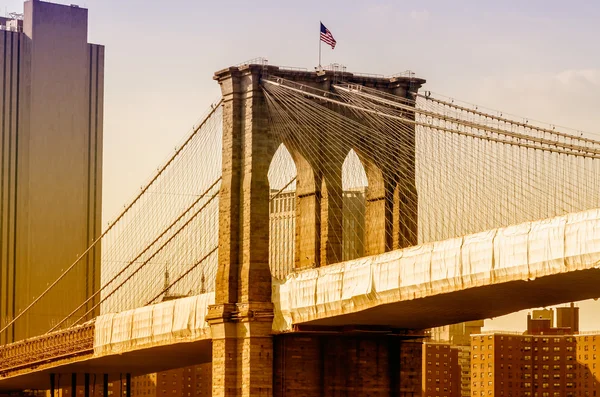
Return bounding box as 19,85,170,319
0,294,214,391
4,208,600,391
275,208,600,330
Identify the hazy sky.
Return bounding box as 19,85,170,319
4,0,600,331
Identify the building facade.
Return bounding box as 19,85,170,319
430,320,484,397
94,364,212,397
575,334,600,394
422,343,461,397
470,304,600,397
471,332,577,397
0,0,103,342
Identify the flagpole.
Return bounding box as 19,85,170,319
318,22,322,68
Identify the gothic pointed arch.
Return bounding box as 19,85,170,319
268,143,297,279
341,149,367,260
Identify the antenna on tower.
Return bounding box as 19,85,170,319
200,272,206,294
163,264,171,298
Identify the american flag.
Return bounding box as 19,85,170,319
320,22,336,49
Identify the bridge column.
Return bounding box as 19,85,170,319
208,65,275,397
290,127,344,268
319,149,344,265
293,152,321,270
362,159,396,256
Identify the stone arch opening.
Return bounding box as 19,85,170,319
268,143,297,279
341,149,368,261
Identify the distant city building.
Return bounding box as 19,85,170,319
269,190,295,279
0,0,104,342
57,364,212,397
430,321,484,397
341,188,366,261
422,343,461,397
57,377,122,397
470,303,600,397
575,334,600,392
130,365,211,397
269,188,366,278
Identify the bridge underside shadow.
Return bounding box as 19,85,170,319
298,267,600,330
0,339,212,392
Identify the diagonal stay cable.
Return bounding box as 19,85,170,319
145,247,218,305
47,179,221,332
262,79,600,160
0,99,223,338
270,177,297,201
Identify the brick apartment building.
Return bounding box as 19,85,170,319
423,343,461,397
135,365,210,397
429,321,484,397
471,303,600,397
58,364,211,397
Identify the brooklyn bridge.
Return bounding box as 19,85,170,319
1,57,600,396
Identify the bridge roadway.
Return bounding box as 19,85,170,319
3,208,600,391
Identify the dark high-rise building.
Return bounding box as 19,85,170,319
0,0,104,342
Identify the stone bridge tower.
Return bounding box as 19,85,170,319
207,64,425,397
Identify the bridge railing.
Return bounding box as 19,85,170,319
0,323,94,375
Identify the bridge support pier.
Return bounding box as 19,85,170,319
209,65,276,397
272,333,423,397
